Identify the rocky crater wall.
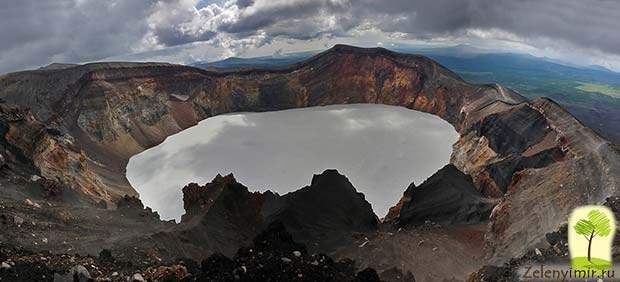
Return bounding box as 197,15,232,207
1,45,618,263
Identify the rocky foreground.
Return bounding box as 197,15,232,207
1,220,411,282
0,166,472,281
1,45,619,281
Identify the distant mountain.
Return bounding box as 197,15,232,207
414,51,620,143
191,50,319,69
586,64,614,72
38,63,79,70
394,44,496,58
416,52,620,84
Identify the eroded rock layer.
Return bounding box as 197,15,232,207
0,45,619,275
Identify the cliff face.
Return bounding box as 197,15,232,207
263,169,379,251
166,170,378,257
0,45,618,264
385,164,495,227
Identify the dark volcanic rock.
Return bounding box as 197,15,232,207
180,173,265,232
356,268,382,281
198,222,383,282
466,265,515,282
174,170,378,256
37,178,63,200
160,174,266,257
379,267,416,282
0,260,54,282
199,253,236,281
128,171,378,261
389,164,495,227
485,146,565,193
97,249,114,264
476,104,550,156
0,223,386,282
69,265,93,282
116,195,161,221
264,169,379,251
181,174,265,225
0,104,40,178
249,221,307,257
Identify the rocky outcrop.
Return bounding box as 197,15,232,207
0,99,108,206
168,170,378,256
180,174,265,226
0,221,392,282
0,101,42,177
482,98,620,262
264,170,379,251
386,164,495,227
198,221,387,282
148,174,268,259
115,195,161,221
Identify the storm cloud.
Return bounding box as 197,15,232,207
207,0,620,54
1,0,619,73
0,0,156,73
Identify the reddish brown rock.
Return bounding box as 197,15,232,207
0,44,618,276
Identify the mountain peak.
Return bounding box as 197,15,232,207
388,164,495,226
38,62,78,70
309,169,351,187
329,44,389,53
181,173,256,221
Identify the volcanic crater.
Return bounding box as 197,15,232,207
0,44,618,281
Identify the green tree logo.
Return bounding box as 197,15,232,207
570,207,615,272
574,209,612,262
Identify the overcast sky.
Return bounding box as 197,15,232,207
2,0,620,73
